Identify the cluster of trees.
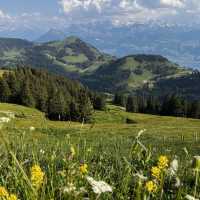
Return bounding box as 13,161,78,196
113,93,200,119
0,68,105,122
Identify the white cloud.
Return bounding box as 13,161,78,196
160,0,185,8
59,0,111,13
0,10,11,20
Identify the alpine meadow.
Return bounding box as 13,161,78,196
1,0,200,200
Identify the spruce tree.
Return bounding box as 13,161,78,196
0,79,11,102
20,81,35,107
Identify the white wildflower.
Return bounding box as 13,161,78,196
185,194,199,200
0,117,10,123
63,183,76,193
169,158,179,176
133,173,147,181
40,149,45,154
175,177,181,188
86,176,112,194
29,126,35,131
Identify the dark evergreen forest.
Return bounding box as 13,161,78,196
113,93,200,119
0,68,105,122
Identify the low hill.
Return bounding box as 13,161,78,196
0,37,113,77
82,54,191,93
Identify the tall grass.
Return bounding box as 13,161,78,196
0,128,200,200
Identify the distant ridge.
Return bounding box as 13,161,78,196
36,29,66,43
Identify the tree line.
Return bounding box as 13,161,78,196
0,68,106,122
113,93,200,119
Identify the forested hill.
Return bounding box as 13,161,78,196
0,68,95,122
82,54,191,93
0,37,113,77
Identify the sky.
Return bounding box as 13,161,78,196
0,0,200,32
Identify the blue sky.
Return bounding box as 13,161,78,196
0,0,200,34
0,0,58,15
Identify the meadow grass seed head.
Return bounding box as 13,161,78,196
192,156,200,170
70,146,76,156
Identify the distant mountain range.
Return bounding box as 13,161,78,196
35,22,200,69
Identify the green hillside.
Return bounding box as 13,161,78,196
82,55,191,93
0,37,113,77
1,102,200,150
1,103,200,199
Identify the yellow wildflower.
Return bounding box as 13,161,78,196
145,181,157,193
80,163,88,175
151,166,161,180
8,194,18,200
31,164,45,190
0,186,9,198
158,156,169,169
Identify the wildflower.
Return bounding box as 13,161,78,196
39,149,45,154
145,181,157,193
169,158,178,176
134,173,148,181
63,183,76,194
86,176,112,194
158,155,169,169
80,163,88,175
8,194,18,200
0,186,9,198
31,164,45,190
151,166,161,180
29,126,35,131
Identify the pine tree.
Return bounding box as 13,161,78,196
0,79,11,102
93,95,106,111
126,96,138,113
20,81,35,107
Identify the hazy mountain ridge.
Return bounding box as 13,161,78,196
36,22,200,69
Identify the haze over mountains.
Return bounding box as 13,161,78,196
1,20,200,69
33,21,200,69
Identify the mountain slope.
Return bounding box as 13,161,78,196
82,54,191,93
0,36,113,77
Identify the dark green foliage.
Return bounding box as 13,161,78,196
20,80,36,107
125,94,200,119
0,79,11,102
0,68,94,122
113,93,126,107
92,93,106,111
126,96,138,113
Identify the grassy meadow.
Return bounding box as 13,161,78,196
0,103,200,199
